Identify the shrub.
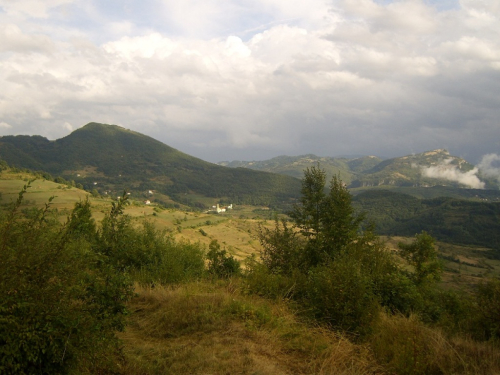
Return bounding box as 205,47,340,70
305,259,381,336
99,207,205,285
0,185,133,373
470,278,500,341
370,313,500,375
398,231,442,286
206,240,241,279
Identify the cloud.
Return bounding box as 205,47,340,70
0,24,55,53
478,153,500,183
421,159,485,189
0,0,74,19
0,121,13,129
63,122,73,131
0,0,499,163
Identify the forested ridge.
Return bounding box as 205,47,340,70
354,190,500,252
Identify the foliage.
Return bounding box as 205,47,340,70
97,195,205,285
253,166,420,334
258,218,303,275
471,278,500,341
0,184,133,374
398,231,442,286
206,240,241,278
288,166,364,269
0,186,208,372
354,190,500,251
305,258,381,335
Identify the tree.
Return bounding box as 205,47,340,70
321,175,364,258
398,231,442,286
288,166,364,268
253,166,419,333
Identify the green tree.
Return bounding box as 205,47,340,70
288,166,364,268
253,166,421,333
258,218,303,275
321,175,364,258
398,231,442,286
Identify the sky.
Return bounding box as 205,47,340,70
0,0,499,167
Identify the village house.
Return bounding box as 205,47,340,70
209,203,233,213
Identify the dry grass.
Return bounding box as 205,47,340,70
370,313,500,375
116,282,500,375
117,281,384,375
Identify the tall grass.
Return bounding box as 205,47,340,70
117,280,384,375
370,313,500,375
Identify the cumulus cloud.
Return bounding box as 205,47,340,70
0,0,499,163
421,159,485,189
0,24,55,53
63,122,73,132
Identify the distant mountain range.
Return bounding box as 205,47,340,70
220,150,500,190
0,123,302,208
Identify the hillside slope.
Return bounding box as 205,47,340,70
353,190,500,251
0,123,301,208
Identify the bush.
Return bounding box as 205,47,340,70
98,200,205,285
0,185,133,374
470,278,500,341
244,257,305,300
370,313,500,375
206,240,241,279
305,259,381,335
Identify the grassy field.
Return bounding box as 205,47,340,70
116,280,385,375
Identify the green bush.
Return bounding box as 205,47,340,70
243,257,305,300
470,278,500,341
98,200,205,285
305,259,381,335
0,187,209,372
0,185,133,374
206,240,241,279
398,231,442,286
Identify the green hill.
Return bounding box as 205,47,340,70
219,149,500,191
0,123,301,208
